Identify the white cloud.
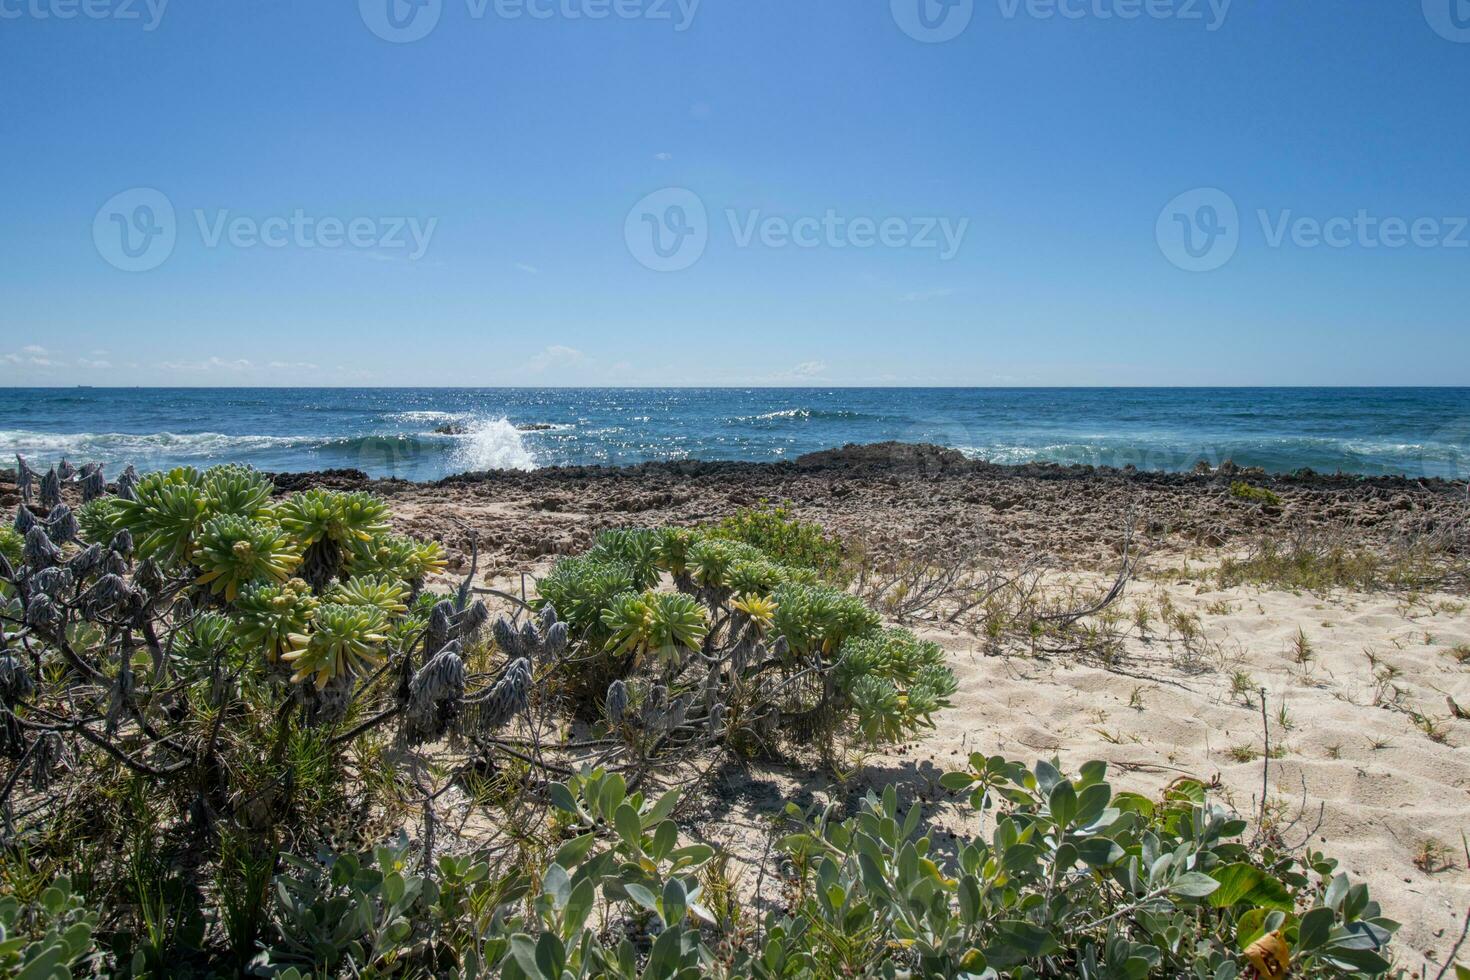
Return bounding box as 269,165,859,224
653,152,673,161
786,360,827,379
78,358,113,369
514,262,540,274
21,345,47,355
158,356,254,372
526,345,585,373
268,360,320,370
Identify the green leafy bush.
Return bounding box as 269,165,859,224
0,874,105,978
776,758,1398,977
1230,482,1283,507
835,628,957,742
707,502,847,582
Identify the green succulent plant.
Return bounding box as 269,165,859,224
687,538,766,593
0,526,20,567
707,502,848,581
75,498,125,547
771,582,880,658
113,466,209,562
280,602,389,688
234,579,319,663
276,489,389,547
600,590,708,664
535,556,636,645
730,592,777,632
586,528,661,591
652,526,701,578
193,515,302,601
327,574,409,617
344,533,447,584
201,464,275,518
173,611,240,670
725,558,788,598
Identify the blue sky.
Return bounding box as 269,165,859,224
1,0,1467,387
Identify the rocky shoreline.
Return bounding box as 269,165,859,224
255,442,1467,573
8,444,1464,576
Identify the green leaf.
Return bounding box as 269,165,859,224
667,844,715,869
508,933,546,979
1207,863,1293,911
648,925,683,977
644,789,680,826
1075,836,1124,868
535,931,565,978
1169,872,1221,899
549,782,579,816
957,874,980,925
651,820,678,862
554,832,598,868
1322,947,1392,974
564,878,596,936
984,919,1059,968
1074,782,1112,828
1049,781,1077,829
14,944,65,980
543,863,571,908
597,772,627,821
614,803,644,853
1297,905,1334,951
623,882,659,914
661,877,688,927
1112,791,1155,818
940,771,977,791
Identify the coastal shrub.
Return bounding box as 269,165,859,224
0,873,106,977
776,757,1398,978
0,459,1407,975
0,525,21,566
1230,481,1283,507
1216,536,1453,593
769,581,881,658
534,523,937,748
834,628,957,742
707,501,848,582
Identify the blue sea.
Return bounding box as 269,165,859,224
2,388,1468,483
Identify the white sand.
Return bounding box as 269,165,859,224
874,573,1470,969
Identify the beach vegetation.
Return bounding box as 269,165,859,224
0,461,1405,975
1230,481,1283,507
706,501,848,583
1216,532,1461,594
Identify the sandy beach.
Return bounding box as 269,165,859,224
250,443,1470,967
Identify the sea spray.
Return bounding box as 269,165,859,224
447,417,537,472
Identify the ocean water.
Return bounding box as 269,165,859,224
2,388,1468,483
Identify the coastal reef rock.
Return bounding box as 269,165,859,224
6,443,1462,576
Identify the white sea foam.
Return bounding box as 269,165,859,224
732,408,812,422
1,429,305,460
447,417,537,472
389,410,471,424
